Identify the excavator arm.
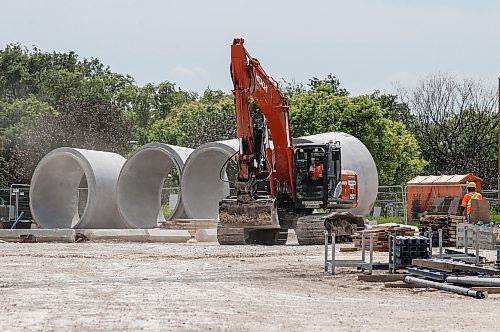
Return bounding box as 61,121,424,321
218,38,295,230
230,38,295,201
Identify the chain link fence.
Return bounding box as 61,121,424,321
370,185,408,224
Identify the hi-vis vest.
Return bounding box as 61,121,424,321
311,164,323,178
463,192,483,215
466,193,481,207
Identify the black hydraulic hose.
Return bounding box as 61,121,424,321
219,151,238,183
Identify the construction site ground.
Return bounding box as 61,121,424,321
1,234,499,331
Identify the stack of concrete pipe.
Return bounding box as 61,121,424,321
29,132,378,229
30,144,194,229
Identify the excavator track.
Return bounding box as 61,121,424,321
217,225,288,245
245,228,288,245
217,226,247,245
295,215,326,245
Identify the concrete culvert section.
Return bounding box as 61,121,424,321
299,132,378,216
181,139,239,220
117,143,193,228
30,147,126,229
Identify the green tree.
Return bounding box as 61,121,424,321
289,91,426,185
399,74,498,188
148,93,235,148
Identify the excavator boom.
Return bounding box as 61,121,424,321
218,38,295,230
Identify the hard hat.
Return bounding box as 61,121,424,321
467,182,476,189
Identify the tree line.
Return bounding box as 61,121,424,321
0,45,497,188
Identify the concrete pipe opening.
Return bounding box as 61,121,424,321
299,132,379,216
30,147,126,229
117,143,193,228
181,139,239,220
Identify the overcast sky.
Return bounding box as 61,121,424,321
2,0,499,95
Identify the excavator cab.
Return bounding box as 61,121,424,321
293,142,357,210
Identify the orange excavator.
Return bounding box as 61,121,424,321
218,38,362,245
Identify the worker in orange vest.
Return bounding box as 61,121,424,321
459,182,483,222
306,157,324,194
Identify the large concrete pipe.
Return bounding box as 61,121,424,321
30,147,126,229
116,143,193,228
181,139,239,220
300,132,378,216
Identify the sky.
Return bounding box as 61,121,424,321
1,0,500,95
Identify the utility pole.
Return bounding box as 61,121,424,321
498,77,500,201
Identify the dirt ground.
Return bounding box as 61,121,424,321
1,237,499,332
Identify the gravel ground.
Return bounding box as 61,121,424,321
0,240,499,331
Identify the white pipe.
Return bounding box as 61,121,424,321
30,147,126,229
181,139,239,220
116,143,194,228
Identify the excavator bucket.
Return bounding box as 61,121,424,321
218,197,280,229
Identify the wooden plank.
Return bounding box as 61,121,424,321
339,247,358,252
384,282,422,288
470,287,500,294
358,274,408,282
412,259,499,275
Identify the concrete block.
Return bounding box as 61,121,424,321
0,229,76,242
195,229,218,242
146,229,191,243
79,229,148,242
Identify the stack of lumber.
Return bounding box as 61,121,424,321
449,215,466,241
419,214,453,246
352,224,417,252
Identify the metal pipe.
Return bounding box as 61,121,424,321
8,184,30,221
438,229,443,258
404,276,486,299
388,234,392,272
324,231,328,272
496,244,500,269
369,236,373,274
475,230,480,265
429,231,433,257
10,211,25,229
446,276,500,287
332,232,336,275
361,232,366,262
464,226,469,255
392,234,397,273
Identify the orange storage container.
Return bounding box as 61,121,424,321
407,173,482,220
